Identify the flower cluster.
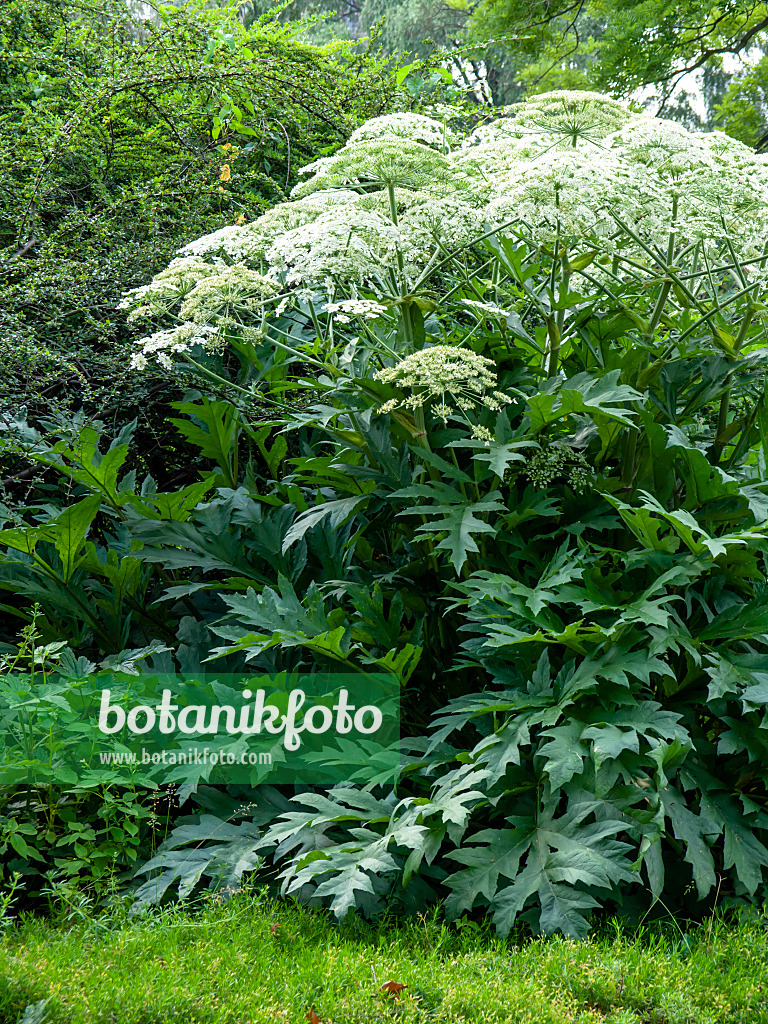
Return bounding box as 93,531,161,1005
347,113,457,151
119,257,220,321
130,324,217,370
125,89,768,373
179,191,362,262
486,149,638,244
123,264,278,370
140,90,768,297
292,139,460,199
265,207,402,285
398,196,486,263
179,266,279,322
505,91,633,144
322,299,389,323
525,442,592,493
456,130,553,181
374,345,511,422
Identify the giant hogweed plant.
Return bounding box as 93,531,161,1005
9,91,768,933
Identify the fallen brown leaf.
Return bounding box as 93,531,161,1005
380,981,408,998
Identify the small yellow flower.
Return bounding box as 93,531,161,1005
234,212,246,226
219,164,231,182
221,143,232,151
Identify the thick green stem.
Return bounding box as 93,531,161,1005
409,407,443,576
306,298,325,344
387,181,415,349
622,198,679,488
645,279,672,341
711,309,755,464
549,247,570,376
546,318,561,378
413,403,431,453
714,393,731,460
622,278,673,490
667,194,679,264
448,446,470,502
621,430,639,488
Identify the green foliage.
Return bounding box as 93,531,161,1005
715,53,768,150
0,0,400,419
85,259,768,933
6,94,768,936
0,614,171,896
464,0,768,107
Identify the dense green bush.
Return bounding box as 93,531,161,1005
4,90,768,933
0,0,400,421
0,0,410,898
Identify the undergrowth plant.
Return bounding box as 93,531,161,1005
5,90,768,935
0,610,172,896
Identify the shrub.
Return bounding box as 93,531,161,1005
6,90,768,935
0,0,400,421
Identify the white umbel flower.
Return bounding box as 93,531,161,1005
291,138,457,199
179,265,279,321
119,256,219,319
130,328,188,370
178,191,361,261
266,208,402,284
348,113,457,151
505,90,633,144
126,88,768,363
323,299,389,322
374,345,511,422
398,196,486,263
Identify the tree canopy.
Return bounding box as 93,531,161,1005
250,0,768,139
464,0,768,106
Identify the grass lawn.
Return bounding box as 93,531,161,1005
0,892,766,1024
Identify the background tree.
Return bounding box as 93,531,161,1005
463,0,768,114
236,0,768,129
0,0,398,423
714,50,768,146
